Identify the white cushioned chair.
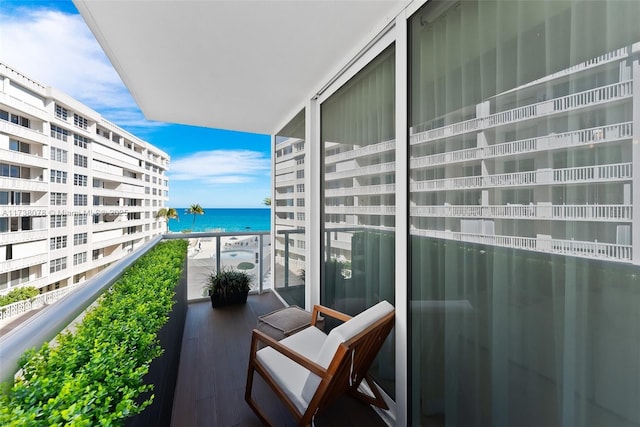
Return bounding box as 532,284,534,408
245,300,395,426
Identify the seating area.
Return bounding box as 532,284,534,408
246,300,395,426
171,292,392,427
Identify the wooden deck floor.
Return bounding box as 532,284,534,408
171,292,389,427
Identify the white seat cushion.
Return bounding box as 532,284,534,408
256,326,328,413
300,300,394,403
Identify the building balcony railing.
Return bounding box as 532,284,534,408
411,122,633,169
275,163,303,175
324,205,396,215
91,218,148,232
0,282,83,323
0,92,48,121
274,173,300,185
0,148,49,169
274,217,304,228
0,229,48,245
324,139,396,163
0,176,47,192
411,162,632,192
92,167,142,187
411,204,633,221
0,252,48,274
325,161,396,180
410,228,632,262
0,120,48,145
410,80,633,143
93,185,145,197
325,183,396,197
274,149,303,163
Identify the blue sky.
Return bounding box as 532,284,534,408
0,0,272,208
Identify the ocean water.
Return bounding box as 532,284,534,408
168,208,271,233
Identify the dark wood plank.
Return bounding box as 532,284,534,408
171,292,388,427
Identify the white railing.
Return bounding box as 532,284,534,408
550,238,632,261
324,139,396,163
553,163,631,183
411,122,633,169
411,204,632,221
411,146,483,168
508,47,629,93
274,164,299,175
325,161,396,180
0,229,48,245
324,205,396,215
324,184,396,197
410,81,633,144
552,81,632,111
0,121,47,145
410,229,632,262
0,177,47,192
551,204,632,220
411,175,483,191
0,283,83,322
0,253,48,274
484,171,537,186
411,163,632,192
0,148,48,169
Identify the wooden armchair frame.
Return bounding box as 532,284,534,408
245,303,395,426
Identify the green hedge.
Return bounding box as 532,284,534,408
0,287,40,307
0,239,188,426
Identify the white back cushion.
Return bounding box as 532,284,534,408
300,300,394,404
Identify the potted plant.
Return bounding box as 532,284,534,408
204,267,251,308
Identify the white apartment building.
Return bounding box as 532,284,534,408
274,113,306,303
409,45,638,264
0,63,169,294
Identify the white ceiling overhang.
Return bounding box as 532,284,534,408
73,0,406,135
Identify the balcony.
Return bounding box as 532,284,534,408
0,233,387,426
0,176,48,192
410,122,633,168
410,228,633,262
411,203,633,221
410,80,633,143
411,162,632,192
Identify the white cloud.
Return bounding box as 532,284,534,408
0,7,152,127
168,150,271,185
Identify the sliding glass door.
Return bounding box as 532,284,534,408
274,110,306,307
409,1,640,425
321,45,396,396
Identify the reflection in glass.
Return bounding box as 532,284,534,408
274,110,306,307
321,45,396,397
409,1,640,425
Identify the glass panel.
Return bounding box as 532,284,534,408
321,45,396,396
409,1,640,425
274,110,306,306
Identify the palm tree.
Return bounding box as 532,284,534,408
156,207,178,231
185,204,205,229
263,197,271,207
